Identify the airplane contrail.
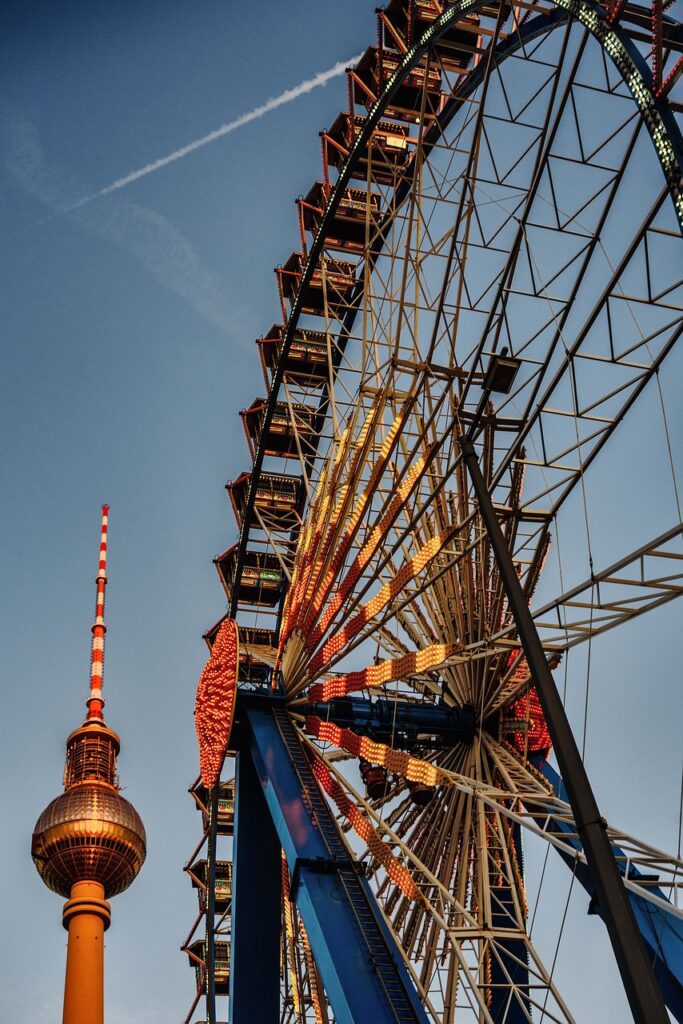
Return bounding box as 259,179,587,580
64,55,361,214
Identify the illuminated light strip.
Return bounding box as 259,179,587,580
280,536,315,648
283,405,399,651
279,429,341,646
507,684,552,756
306,717,450,787
299,412,408,638
308,457,427,652
308,724,528,922
308,722,604,897
297,482,352,619
310,754,419,900
658,55,683,99
308,531,452,676
493,647,557,753
316,421,355,524
509,818,529,918
307,641,461,702
306,720,579,837
306,420,357,552
294,412,382,636
299,922,325,1024
87,504,109,720
281,532,323,652
281,849,302,1016
284,512,349,655
280,423,356,647
298,515,354,636
194,617,239,787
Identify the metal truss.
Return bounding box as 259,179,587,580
530,523,683,649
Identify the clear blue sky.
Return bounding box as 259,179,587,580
1,3,680,1022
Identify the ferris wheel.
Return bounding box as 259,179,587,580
182,1,683,1022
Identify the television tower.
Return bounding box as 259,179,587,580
31,505,146,1024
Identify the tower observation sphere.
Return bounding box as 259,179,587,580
31,723,146,898
31,505,146,1024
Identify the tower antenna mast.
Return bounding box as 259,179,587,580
87,503,109,721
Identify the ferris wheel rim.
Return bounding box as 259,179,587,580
204,6,683,1022
229,0,683,626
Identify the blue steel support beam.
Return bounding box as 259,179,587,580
229,748,281,1024
538,761,683,1022
306,695,475,747
243,705,429,1024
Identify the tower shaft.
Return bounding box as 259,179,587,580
62,881,111,1024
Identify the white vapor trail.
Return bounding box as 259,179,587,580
67,55,361,212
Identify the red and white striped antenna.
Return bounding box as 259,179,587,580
86,504,109,720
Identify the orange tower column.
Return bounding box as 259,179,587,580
62,881,111,1024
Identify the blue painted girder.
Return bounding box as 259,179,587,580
229,746,282,1024
539,761,683,1021
242,706,430,1024
307,695,476,746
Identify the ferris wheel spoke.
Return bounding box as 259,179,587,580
485,185,680,526
485,737,683,920
289,396,409,588
307,718,683,1015
425,50,681,546
282,427,461,691
306,732,579,1022
307,643,466,704
292,463,554,714
304,715,683,920
282,851,305,1022
281,406,680,718
531,523,683,647
305,527,459,676
306,747,500,1021
282,424,477,682
353,440,497,637
456,23,589,409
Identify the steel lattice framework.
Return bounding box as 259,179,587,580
181,1,683,1022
